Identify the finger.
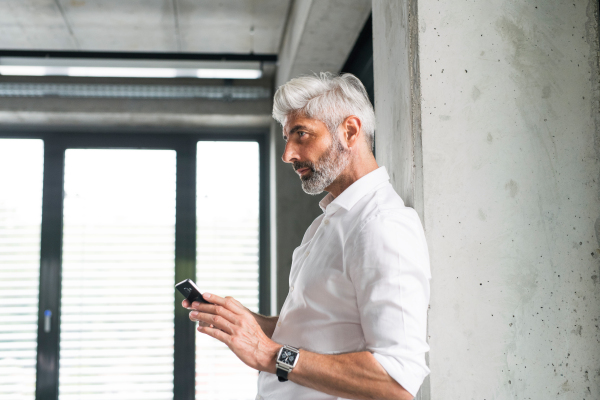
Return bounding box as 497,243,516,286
190,311,234,334
190,303,239,325
189,301,217,312
189,301,205,311
190,296,244,315
198,325,231,345
182,299,192,309
203,293,246,315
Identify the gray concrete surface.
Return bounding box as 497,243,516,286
373,0,600,398
276,0,371,86
372,0,423,219
372,1,429,397
0,0,291,53
0,96,271,117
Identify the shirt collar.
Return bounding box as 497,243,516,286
319,166,390,213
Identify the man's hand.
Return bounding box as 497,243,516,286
184,293,280,373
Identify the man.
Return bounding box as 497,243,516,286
184,72,431,400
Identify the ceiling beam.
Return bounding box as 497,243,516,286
276,0,371,85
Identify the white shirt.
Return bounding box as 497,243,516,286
257,167,431,399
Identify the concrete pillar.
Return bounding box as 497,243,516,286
372,0,423,219
373,0,600,398
372,1,429,397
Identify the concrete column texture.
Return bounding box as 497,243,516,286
373,0,600,398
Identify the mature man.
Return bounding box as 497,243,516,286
184,73,431,400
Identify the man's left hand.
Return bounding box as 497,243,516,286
186,293,280,373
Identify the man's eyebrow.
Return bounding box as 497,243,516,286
290,125,309,133
283,125,309,139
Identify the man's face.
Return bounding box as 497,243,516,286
282,114,351,195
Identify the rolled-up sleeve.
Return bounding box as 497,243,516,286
347,209,431,396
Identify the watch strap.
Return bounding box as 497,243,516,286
276,368,289,382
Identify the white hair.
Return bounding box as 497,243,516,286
272,72,376,149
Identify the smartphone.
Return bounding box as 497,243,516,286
175,279,211,304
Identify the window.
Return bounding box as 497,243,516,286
0,132,269,400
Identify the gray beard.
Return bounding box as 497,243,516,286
296,135,351,195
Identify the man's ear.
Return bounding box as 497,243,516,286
342,116,362,148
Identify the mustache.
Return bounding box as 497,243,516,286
293,161,315,172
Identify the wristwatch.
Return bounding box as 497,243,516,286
276,345,300,382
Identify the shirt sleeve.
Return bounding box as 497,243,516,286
346,208,431,397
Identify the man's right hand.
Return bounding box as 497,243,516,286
182,298,279,338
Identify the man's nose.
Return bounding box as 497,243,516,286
281,141,298,164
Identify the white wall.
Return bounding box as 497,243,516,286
374,0,600,398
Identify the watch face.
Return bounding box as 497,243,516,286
278,349,296,366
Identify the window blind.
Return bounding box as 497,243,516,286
59,149,176,400
196,142,260,400
0,139,44,400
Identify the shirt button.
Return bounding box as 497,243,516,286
277,321,281,327
306,250,310,256
290,286,294,292
323,219,330,225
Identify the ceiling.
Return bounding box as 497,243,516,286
0,0,292,54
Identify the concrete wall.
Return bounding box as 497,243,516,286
372,0,423,217
372,1,428,396
276,0,371,85
373,0,600,398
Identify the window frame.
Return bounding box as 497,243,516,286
0,128,270,400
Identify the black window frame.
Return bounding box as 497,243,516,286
0,127,270,400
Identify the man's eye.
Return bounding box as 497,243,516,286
298,131,307,137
